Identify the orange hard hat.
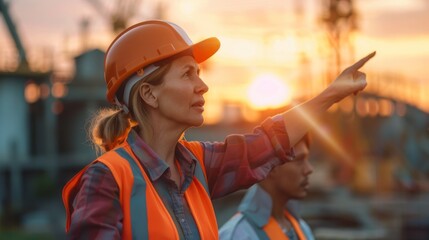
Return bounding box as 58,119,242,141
104,20,221,104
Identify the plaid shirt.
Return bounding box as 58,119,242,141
67,116,294,239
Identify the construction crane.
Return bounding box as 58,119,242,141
86,0,142,35
0,0,29,70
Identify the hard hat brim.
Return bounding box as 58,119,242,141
192,37,221,64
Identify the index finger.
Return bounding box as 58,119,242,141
349,51,376,71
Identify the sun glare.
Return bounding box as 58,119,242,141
247,73,291,110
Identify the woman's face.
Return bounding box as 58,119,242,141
152,55,209,128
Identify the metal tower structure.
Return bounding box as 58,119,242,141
86,0,142,34
321,0,357,82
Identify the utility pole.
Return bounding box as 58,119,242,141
293,0,313,99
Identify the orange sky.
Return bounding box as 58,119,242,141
1,0,429,113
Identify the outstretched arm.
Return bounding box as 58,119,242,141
281,51,376,147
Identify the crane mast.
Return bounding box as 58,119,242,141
0,0,29,70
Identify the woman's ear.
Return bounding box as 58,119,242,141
139,83,158,108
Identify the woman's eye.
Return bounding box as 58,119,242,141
183,68,199,78
184,70,193,78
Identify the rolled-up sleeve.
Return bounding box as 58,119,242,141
202,116,295,199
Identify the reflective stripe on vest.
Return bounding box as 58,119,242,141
262,211,307,240
63,141,218,239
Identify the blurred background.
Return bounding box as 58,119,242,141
1,0,428,239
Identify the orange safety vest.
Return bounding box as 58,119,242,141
262,211,306,240
62,141,218,239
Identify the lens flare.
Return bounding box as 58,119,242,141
295,107,354,167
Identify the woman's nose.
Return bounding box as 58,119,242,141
196,76,209,94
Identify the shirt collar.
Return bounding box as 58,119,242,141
238,184,302,228
238,184,273,227
126,129,197,182
175,142,198,188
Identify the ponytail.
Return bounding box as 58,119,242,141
88,108,134,153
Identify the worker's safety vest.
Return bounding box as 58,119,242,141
261,211,307,240
62,141,218,239
241,210,307,240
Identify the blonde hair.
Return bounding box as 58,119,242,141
89,63,172,153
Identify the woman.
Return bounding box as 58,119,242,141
62,20,375,239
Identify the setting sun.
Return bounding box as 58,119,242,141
247,73,291,110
